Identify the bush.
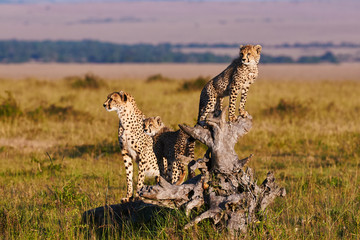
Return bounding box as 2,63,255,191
263,98,310,117
146,74,173,83
179,76,210,92
66,73,105,89
0,91,22,118
27,104,93,122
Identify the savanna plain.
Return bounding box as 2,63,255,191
0,68,359,239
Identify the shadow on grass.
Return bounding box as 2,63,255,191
54,141,120,159
81,201,176,239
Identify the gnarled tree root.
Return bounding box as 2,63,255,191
139,109,286,234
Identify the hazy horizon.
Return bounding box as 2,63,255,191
0,0,359,45
0,0,326,3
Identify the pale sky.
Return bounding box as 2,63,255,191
0,0,359,44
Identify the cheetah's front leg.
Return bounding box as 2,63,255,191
214,97,224,117
238,83,251,118
155,144,167,177
136,150,160,197
135,158,146,198
118,124,124,149
121,150,134,202
228,84,240,122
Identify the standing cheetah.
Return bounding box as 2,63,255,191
197,44,262,125
103,91,160,201
143,116,195,185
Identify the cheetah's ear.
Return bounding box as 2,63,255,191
155,116,162,125
118,91,128,102
255,45,262,54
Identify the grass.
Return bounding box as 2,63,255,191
0,76,359,239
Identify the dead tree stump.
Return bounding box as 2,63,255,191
139,108,286,235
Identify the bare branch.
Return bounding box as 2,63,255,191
179,124,213,148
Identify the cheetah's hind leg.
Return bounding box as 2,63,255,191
213,97,224,117
197,90,217,127
238,83,251,118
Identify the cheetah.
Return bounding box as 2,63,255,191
197,44,262,125
143,116,195,185
103,91,160,201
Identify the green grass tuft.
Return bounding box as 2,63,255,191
0,91,23,119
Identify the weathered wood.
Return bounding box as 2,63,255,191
139,109,286,235
179,107,252,174
140,174,205,214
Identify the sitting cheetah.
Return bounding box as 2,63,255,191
197,44,262,125
143,116,195,185
103,91,160,201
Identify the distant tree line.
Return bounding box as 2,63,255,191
273,42,360,48
0,40,347,64
175,41,360,49
0,40,233,63
261,51,339,64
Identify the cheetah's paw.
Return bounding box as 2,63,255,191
121,197,131,203
229,115,237,122
239,110,249,118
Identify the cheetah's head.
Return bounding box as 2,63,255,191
239,44,262,66
143,116,165,137
103,91,133,113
